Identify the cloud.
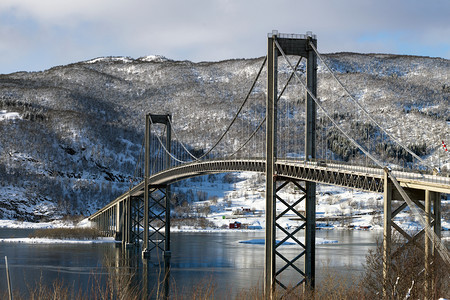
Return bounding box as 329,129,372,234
0,0,449,74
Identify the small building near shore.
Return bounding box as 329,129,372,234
229,221,241,229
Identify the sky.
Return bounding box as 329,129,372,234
1,0,449,74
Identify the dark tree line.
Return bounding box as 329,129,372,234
326,122,428,164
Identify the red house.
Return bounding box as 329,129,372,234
229,221,242,229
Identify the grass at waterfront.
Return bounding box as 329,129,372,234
2,274,365,300
28,227,105,240
3,265,449,300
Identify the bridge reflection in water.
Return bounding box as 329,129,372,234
102,230,387,298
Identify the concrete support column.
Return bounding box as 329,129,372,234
425,190,432,299
305,181,316,288
107,209,110,235
165,116,172,260
143,115,150,258
383,168,393,298
305,37,317,162
111,208,114,236
433,192,441,237
115,202,122,241
304,37,317,289
104,210,107,236
425,190,441,299
265,33,277,299
111,207,113,236
107,209,110,236
100,213,103,235
124,196,131,245
433,192,441,297
164,117,172,300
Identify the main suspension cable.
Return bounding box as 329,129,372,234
129,136,145,188
308,41,433,170
228,117,266,158
226,56,303,159
148,116,187,164
166,115,199,161
275,39,384,168
147,57,267,164
197,56,267,160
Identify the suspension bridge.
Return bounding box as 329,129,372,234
89,31,450,299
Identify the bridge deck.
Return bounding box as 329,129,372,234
89,159,450,220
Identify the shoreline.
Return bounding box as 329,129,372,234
0,237,118,244
0,218,447,233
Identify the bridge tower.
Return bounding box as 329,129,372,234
142,114,172,258
143,113,172,297
265,31,317,298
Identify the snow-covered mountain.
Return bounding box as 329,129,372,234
0,53,448,220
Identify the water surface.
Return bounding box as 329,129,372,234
0,229,388,297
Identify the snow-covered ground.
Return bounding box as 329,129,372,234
0,216,93,229
168,172,449,234
0,219,76,229
0,110,21,121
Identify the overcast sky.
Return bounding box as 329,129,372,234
1,0,449,74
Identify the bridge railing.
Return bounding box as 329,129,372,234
158,157,450,188
294,158,450,186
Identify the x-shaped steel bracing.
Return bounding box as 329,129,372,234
274,179,309,293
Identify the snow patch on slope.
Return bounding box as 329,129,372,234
0,110,21,121
138,55,169,62
84,56,134,64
